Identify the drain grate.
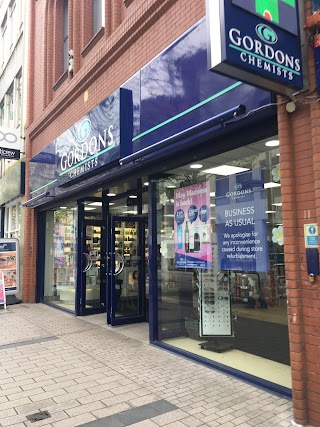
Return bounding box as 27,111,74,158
26,411,51,423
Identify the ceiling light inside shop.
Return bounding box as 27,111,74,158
88,202,102,206
210,192,215,197
210,204,216,207
84,207,95,211
266,210,276,214
272,203,282,207
60,207,67,209
124,210,137,214
264,182,281,189
128,195,137,198
202,165,249,175
265,139,279,147
144,182,149,186
109,202,115,206
164,214,175,217
107,193,116,196
190,164,203,169
167,184,176,188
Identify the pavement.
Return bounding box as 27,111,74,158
0,303,296,427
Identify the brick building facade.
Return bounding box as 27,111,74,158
24,1,320,426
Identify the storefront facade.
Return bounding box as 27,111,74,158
25,1,320,426
26,16,289,392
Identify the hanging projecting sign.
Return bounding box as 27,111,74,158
206,0,303,96
215,169,268,272
0,127,20,160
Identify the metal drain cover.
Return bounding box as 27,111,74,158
26,411,51,423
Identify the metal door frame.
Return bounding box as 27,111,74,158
107,215,146,325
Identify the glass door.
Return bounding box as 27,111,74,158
79,221,106,315
108,216,146,325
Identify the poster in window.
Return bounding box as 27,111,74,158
174,181,212,269
0,239,19,294
215,169,268,272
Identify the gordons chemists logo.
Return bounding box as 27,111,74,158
59,118,114,179
255,24,277,44
228,0,300,83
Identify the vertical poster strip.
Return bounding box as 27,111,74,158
174,181,212,269
0,239,18,294
216,169,268,272
0,271,6,309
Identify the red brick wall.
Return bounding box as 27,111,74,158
278,1,320,424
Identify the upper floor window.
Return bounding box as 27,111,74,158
9,0,16,47
1,13,8,67
7,85,14,128
0,101,4,126
63,0,69,71
93,0,104,36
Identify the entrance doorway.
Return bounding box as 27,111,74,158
107,216,148,325
78,220,107,315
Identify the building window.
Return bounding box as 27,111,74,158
7,85,14,128
93,0,104,36
63,0,69,71
9,0,16,48
44,207,77,312
15,72,22,127
155,136,290,390
4,200,21,239
1,13,8,67
0,100,4,126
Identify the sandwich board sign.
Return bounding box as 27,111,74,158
0,271,6,309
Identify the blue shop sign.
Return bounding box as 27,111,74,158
216,169,268,272
29,88,133,195
206,0,303,95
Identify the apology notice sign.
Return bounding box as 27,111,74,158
215,169,268,272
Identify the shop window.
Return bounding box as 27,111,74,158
155,137,290,390
4,200,21,239
43,207,77,312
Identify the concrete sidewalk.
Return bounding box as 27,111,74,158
0,304,294,427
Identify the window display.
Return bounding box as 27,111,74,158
156,137,291,389
43,207,77,311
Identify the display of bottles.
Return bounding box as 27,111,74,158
194,229,200,252
185,221,190,253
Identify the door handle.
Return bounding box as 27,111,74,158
83,252,92,273
114,253,125,276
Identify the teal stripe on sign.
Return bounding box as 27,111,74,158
30,179,57,194
132,81,243,142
